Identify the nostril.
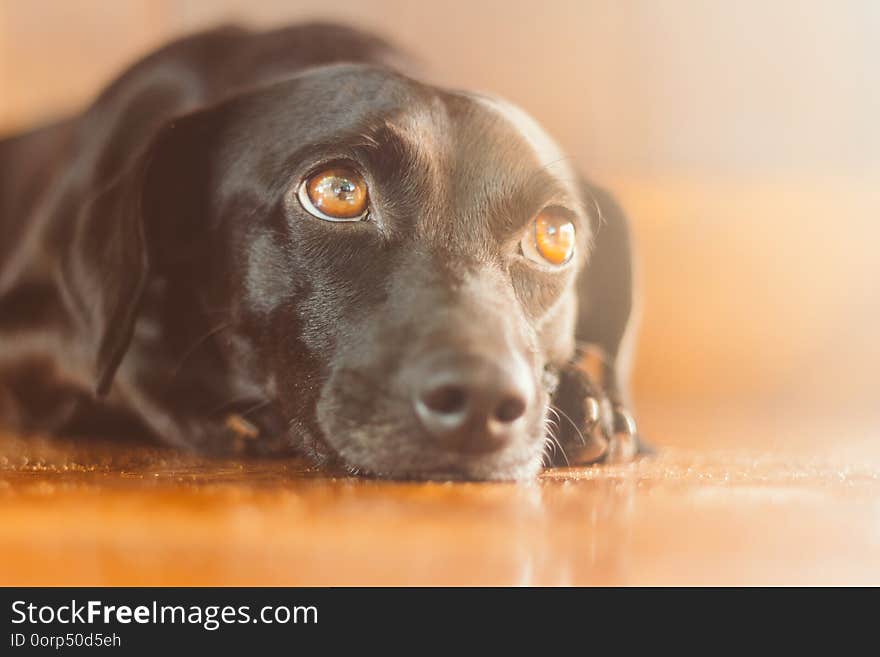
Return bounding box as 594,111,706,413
493,396,527,423
421,385,468,415
411,352,534,451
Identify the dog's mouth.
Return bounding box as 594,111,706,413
310,374,550,482
336,438,549,481
334,448,546,482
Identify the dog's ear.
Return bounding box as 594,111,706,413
61,112,216,396
575,180,637,389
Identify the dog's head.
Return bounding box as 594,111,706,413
69,64,597,480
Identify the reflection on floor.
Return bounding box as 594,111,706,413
2,401,878,585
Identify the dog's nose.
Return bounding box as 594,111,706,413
413,354,533,454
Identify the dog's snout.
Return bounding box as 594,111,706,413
412,354,533,454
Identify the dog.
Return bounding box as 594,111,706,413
0,23,644,480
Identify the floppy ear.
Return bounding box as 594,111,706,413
574,180,638,399
60,113,215,396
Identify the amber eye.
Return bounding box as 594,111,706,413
521,210,576,266
297,166,369,221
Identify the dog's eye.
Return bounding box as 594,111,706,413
521,210,576,266
297,167,369,221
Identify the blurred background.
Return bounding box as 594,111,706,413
2,0,878,454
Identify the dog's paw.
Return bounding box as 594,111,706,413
549,348,644,466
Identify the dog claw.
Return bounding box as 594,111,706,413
569,432,609,464
585,396,601,425
613,406,637,436
605,406,638,463
225,413,260,440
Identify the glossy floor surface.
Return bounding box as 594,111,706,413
2,401,878,586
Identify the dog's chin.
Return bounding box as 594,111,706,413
341,454,543,482
313,381,549,481
314,426,546,482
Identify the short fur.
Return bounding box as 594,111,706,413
0,24,644,480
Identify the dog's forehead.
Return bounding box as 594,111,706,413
459,93,576,187
422,91,582,217
388,88,577,192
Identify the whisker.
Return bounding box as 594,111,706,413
551,403,586,446
209,395,259,415
541,439,552,467
549,434,570,466
239,398,273,418
544,433,557,456
169,321,232,382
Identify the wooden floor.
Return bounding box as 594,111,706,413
1,172,876,586
2,400,878,586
